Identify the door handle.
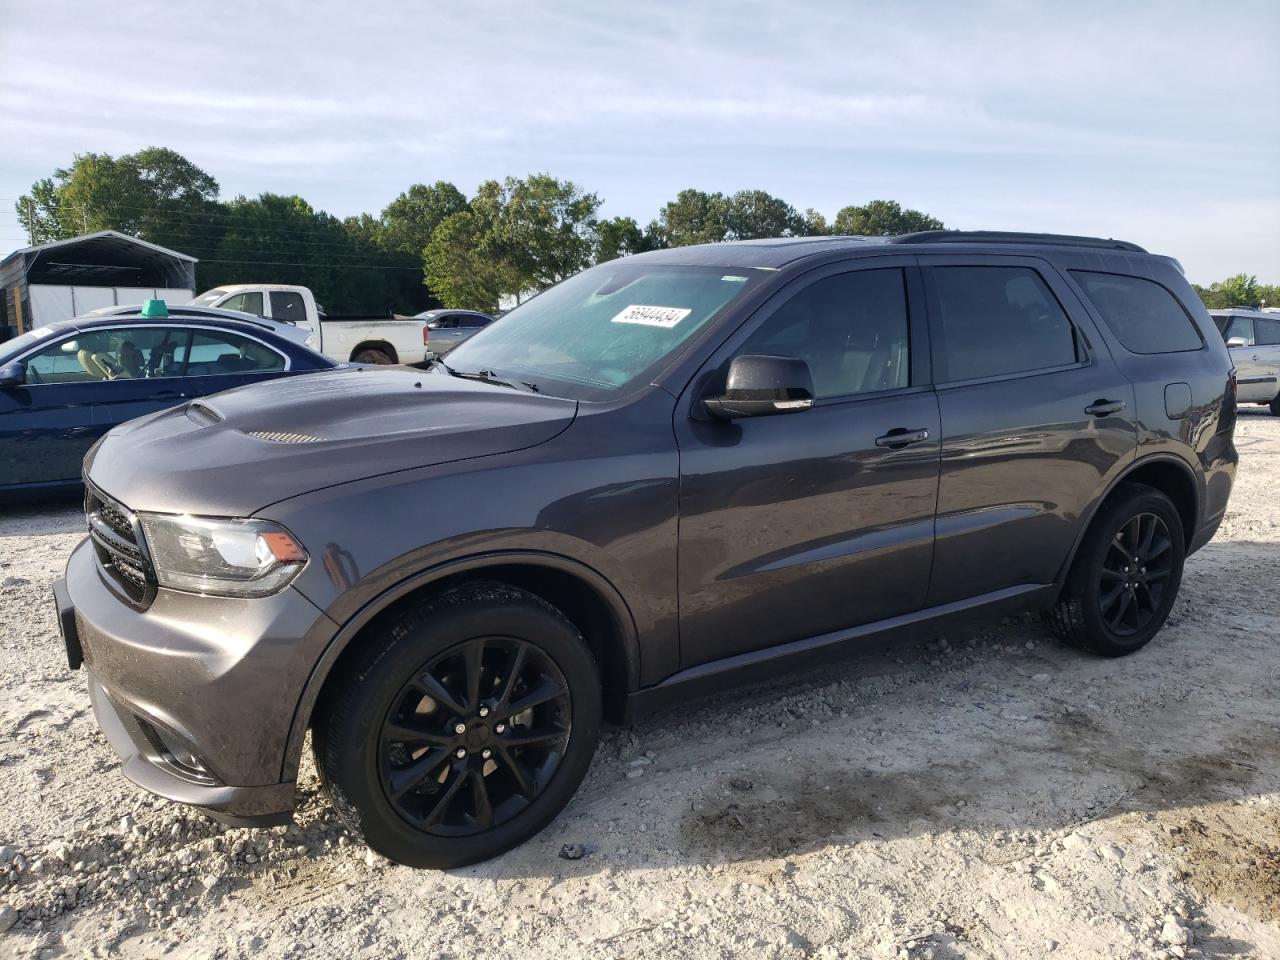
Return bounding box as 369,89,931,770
1085,399,1126,417
875,427,931,448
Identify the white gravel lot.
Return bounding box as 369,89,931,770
1,411,1278,960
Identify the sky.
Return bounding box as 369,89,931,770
1,0,1277,283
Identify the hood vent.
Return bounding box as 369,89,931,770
247,430,324,444
186,401,224,425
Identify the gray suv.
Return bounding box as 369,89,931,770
53,232,1238,868
1211,308,1280,414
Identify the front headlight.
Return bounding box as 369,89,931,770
138,514,307,598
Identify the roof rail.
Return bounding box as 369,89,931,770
888,230,1146,253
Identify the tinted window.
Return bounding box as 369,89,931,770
269,291,306,324
461,315,490,328
1221,316,1255,346
26,327,192,383
179,331,285,376
220,291,264,316
930,267,1076,382
738,269,909,398
1257,318,1280,346
1071,271,1202,354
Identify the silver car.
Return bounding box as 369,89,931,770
415,309,496,358
1212,309,1280,415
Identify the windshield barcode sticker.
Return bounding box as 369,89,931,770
611,305,692,328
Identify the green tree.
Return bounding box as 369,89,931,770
497,174,601,294
799,207,830,236
378,181,469,256
657,189,732,246
423,206,514,312
722,189,805,240
831,199,943,235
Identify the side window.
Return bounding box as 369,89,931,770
220,291,264,316
738,269,910,399
462,315,490,328
183,331,286,376
1257,318,1280,346
930,266,1076,382
269,291,306,324
25,327,185,382
1071,271,1203,354
434,316,459,329
1222,317,1255,345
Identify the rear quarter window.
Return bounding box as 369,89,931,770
1071,271,1203,354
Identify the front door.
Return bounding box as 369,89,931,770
1219,315,1273,402
675,260,940,668
918,257,1138,606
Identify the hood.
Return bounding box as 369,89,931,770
85,366,577,516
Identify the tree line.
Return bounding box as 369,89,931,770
16,147,1274,313
15,148,943,312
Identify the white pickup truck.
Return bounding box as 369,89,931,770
189,284,430,365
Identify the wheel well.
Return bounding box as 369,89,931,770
351,340,397,363
1111,460,1198,547
312,563,633,729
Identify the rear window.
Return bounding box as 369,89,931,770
1257,317,1280,346
1071,272,1203,354
929,266,1077,382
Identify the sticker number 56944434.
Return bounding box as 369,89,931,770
611,304,692,328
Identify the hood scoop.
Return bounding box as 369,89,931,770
246,430,324,444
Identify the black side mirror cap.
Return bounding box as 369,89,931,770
704,354,815,419
0,362,26,388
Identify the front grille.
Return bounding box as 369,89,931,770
84,483,156,606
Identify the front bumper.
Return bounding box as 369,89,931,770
58,537,337,825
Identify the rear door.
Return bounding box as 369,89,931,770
675,258,940,667
428,315,465,354
1252,315,1280,401
920,256,1137,606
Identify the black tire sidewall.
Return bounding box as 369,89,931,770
1068,487,1186,656
355,349,392,365
319,589,602,868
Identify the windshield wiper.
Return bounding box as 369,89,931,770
453,367,539,393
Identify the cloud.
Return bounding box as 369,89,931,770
1,0,1277,280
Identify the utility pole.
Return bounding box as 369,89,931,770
25,196,35,246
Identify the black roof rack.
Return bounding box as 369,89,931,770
888,230,1146,253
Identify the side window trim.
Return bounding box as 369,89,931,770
684,256,931,414
917,256,1094,389
18,324,291,379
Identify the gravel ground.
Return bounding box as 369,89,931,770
1,410,1278,960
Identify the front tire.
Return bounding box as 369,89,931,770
314,583,602,868
1046,484,1185,657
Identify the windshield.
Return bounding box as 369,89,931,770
0,327,58,365
190,288,230,307
440,263,766,401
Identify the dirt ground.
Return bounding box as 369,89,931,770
1,410,1278,960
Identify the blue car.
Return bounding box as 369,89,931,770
0,301,336,498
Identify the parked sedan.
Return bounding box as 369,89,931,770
0,301,336,498
415,309,496,358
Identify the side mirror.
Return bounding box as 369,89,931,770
704,354,815,419
0,362,26,388
1225,336,1249,348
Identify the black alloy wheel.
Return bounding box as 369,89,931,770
379,635,572,836
315,582,602,868
1097,512,1175,637
1046,483,1185,657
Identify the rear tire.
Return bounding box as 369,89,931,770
314,582,602,868
353,348,393,365
1269,394,1280,416
1046,483,1185,657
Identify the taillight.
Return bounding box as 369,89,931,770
423,326,430,345
1229,368,1238,404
